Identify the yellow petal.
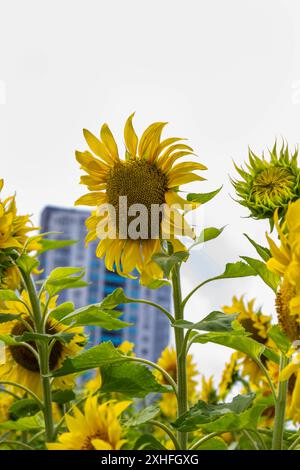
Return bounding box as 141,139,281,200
75,192,108,207
167,173,206,188
92,439,113,450
100,123,119,160
83,130,114,165
124,113,138,158
138,122,167,160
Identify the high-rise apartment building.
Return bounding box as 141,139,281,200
40,206,171,362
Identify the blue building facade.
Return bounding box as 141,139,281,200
40,206,171,362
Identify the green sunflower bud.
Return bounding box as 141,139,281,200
231,141,300,222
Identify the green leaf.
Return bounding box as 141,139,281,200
0,290,21,302
241,256,280,293
200,406,265,433
101,362,169,398
16,254,39,274
0,313,21,323
47,267,85,281
268,325,291,354
9,399,40,418
38,238,77,254
191,226,226,249
146,279,170,289
124,405,160,427
215,261,257,280
15,331,76,345
190,328,279,364
244,234,271,262
195,436,228,450
0,412,44,431
49,302,75,321
45,267,88,295
61,305,131,330
172,394,256,432
100,288,131,310
52,341,126,377
0,334,19,345
187,186,222,204
134,434,167,450
152,251,189,278
52,389,76,404
173,311,237,333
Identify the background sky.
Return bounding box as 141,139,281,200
1,0,300,382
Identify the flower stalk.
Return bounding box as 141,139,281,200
171,262,188,449
272,353,289,450
19,269,55,442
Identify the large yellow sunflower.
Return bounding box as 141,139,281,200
47,396,131,450
0,292,85,397
75,115,206,284
156,346,198,419
266,199,300,340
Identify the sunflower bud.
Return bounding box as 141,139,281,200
232,142,300,222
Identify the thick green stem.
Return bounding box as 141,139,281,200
171,263,188,450
20,270,54,443
272,354,289,450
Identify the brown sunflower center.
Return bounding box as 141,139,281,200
9,318,63,372
81,432,106,451
106,160,168,238
275,280,300,342
252,167,295,205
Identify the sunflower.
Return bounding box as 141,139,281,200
0,179,38,251
231,142,300,222
266,199,300,341
75,115,206,284
0,179,39,289
222,297,272,387
156,346,198,419
0,292,85,396
47,396,131,450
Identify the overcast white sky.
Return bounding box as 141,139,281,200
1,0,300,380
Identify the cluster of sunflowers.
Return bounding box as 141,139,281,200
1,116,300,451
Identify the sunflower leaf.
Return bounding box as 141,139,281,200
101,362,170,398
0,412,45,431
244,234,271,261
190,226,226,249
44,267,88,295
15,331,77,345
16,254,39,275
38,238,77,254
100,288,132,309
9,399,41,418
240,256,280,292
49,302,75,321
190,329,279,364
172,393,258,432
0,313,21,323
124,405,160,427
0,290,21,302
187,186,222,204
152,251,189,278
134,434,167,450
52,341,127,377
60,305,132,330
173,311,237,332
52,389,76,404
